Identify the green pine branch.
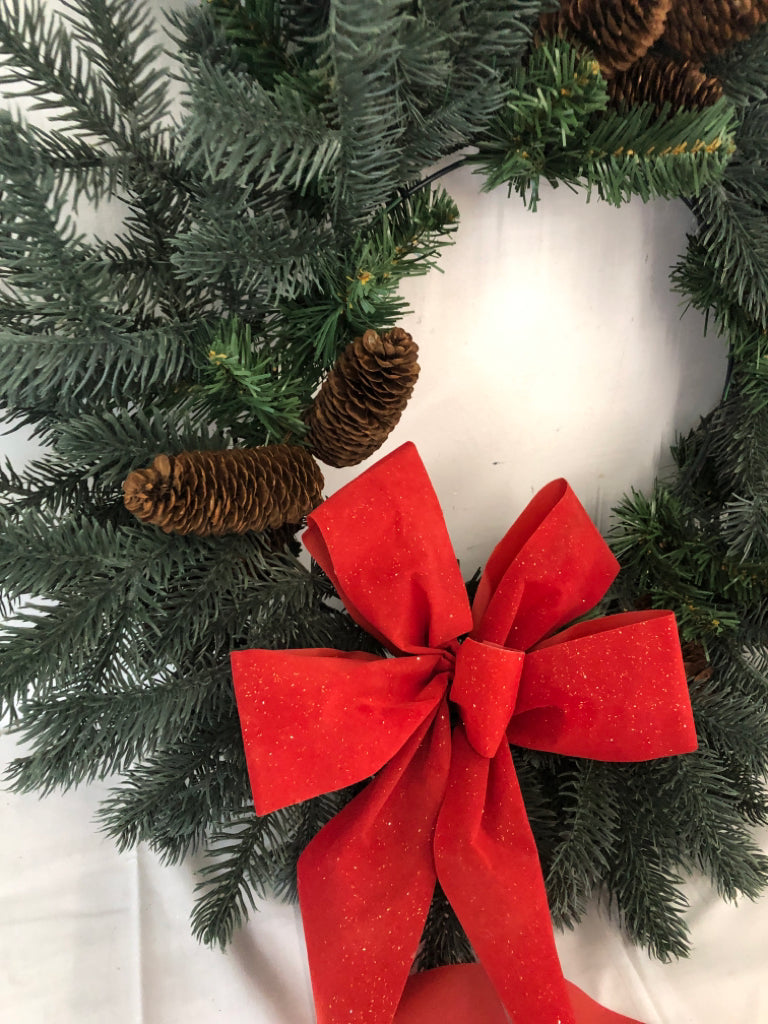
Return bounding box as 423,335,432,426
412,882,473,973
191,806,300,948
704,373,768,494
275,184,459,365
690,180,768,329
0,0,124,143
393,0,543,176
5,666,220,793
730,643,768,707
670,238,762,354
607,790,692,961
692,670,768,812
581,100,735,205
472,38,735,209
179,57,340,194
0,0,170,145
471,38,609,207
172,194,335,308
652,752,768,904
189,317,310,445
722,492,768,562
5,118,128,207
318,0,407,235
1,114,197,337
674,107,768,335
0,452,114,516
0,324,195,418
353,184,459,291
98,722,251,865
0,112,117,331
544,762,619,930
0,518,302,713
610,484,745,642
706,24,768,106
60,0,171,135
204,0,323,89
45,405,232,487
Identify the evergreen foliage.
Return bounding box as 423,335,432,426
471,40,735,208
0,0,766,975
413,882,473,973
190,806,296,947
600,25,768,954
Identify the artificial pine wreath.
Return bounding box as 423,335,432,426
2,0,768,1018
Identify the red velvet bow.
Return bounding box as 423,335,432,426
231,442,697,1024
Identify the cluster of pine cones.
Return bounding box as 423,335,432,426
123,328,419,537
542,0,768,113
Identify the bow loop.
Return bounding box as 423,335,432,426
472,479,619,650
231,647,447,813
509,610,697,760
304,442,472,655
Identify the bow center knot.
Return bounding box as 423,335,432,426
449,637,525,758
436,637,462,677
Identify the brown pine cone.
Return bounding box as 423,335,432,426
609,53,724,112
681,641,714,682
541,0,673,74
662,0,768,60
305,327,420,468
122,445,324,536
537,10,585,50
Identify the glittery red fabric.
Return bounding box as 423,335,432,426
395,964,642,1024
231,442,696,1024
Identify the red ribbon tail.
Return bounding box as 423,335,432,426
394,964,511,1024
434,731,577,1023
298,705,451,1024
394,965,645,1024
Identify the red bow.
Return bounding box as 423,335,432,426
231,443,697,1024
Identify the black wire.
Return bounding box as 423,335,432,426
378,157,472,223
396,157,470,202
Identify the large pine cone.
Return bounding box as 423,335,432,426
305,327,420,468
662,0,768,60
609,54,724,112
540,0,673,73
123,445,324,536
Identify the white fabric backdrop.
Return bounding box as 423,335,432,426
2,6,768,1020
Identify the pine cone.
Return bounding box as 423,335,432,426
305,327,420,468
662,0,768,60
122,445,324,536
609,54,724,112
681,641,714,682
537,10,585,51
541,0,673,73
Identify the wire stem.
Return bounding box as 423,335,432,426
382,156,471,217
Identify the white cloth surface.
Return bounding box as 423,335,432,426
2,27,767,1018
2,720,767,1024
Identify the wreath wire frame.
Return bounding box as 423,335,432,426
0,0,768,989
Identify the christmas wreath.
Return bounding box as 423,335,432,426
2,0,768,1021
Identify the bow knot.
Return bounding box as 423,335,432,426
436,635,462,678
450,637,524,758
